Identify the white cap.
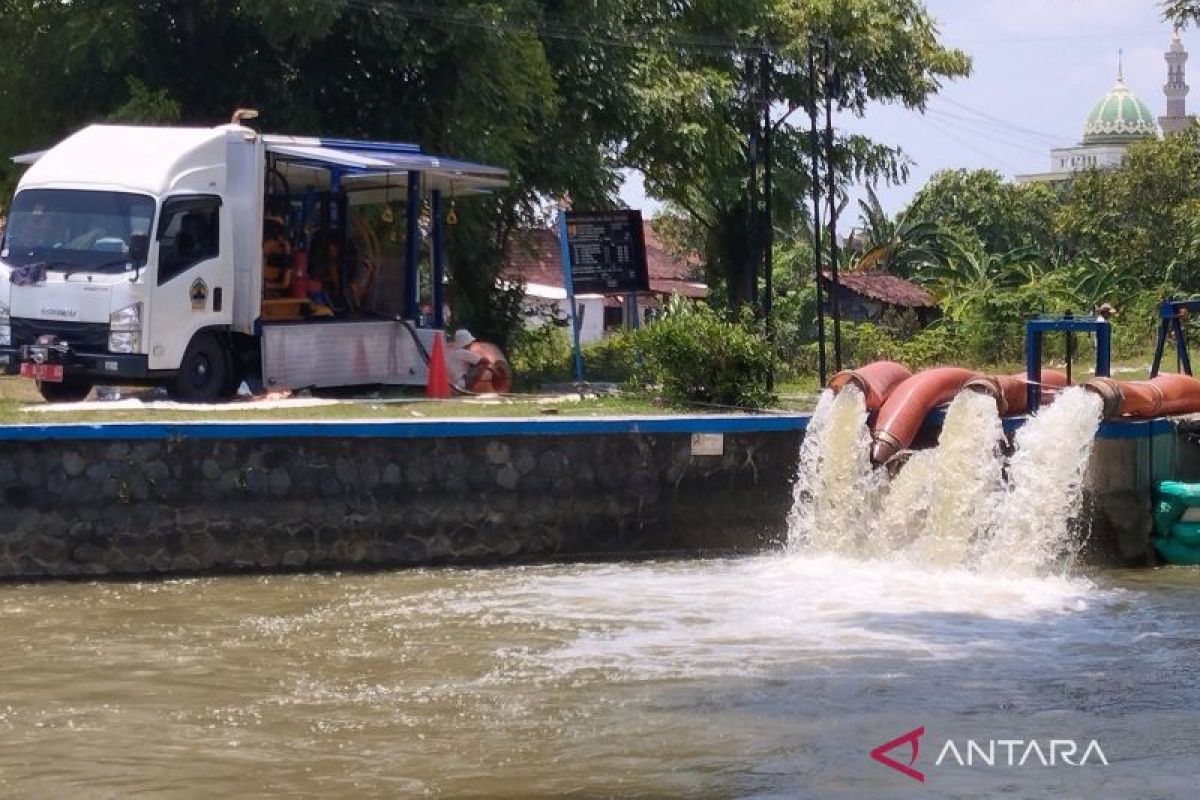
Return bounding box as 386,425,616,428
452,329,475,348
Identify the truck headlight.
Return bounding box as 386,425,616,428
0,303,10,347
108,302,142,353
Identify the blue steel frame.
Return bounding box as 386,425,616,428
556,211,585,382
1149,299,1200,378
1025,317,1111,413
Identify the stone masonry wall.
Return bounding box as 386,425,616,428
0,428,802,579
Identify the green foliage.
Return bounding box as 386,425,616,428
583,333,635,384
631,297,775,408
508,321,573,388
905,169,1060,256
853,185,967,278
622,0,970,307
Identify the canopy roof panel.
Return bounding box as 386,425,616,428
265,136,508,194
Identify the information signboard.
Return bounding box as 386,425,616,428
565,210,650,294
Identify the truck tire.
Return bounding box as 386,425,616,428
37,379,93,403
169,333,230,402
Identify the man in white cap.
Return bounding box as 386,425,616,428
1096,302,1116,323
445,329,484,390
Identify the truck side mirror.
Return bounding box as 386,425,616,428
129,233,149,265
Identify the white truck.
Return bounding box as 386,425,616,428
0,121,506,401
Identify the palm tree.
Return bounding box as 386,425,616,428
851,186,966,278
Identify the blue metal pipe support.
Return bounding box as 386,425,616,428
405,170,421,322
1025,317,1112,413
431,190,445,330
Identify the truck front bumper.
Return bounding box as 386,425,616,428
0,347,149,381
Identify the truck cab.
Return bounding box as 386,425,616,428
0,123,507,401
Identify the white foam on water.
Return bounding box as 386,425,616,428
470,553,1105,682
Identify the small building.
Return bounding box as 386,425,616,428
503,221,707,343
821,270,937,324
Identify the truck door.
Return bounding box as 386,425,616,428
147,195,232,370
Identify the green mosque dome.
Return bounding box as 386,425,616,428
1082,74,1159,145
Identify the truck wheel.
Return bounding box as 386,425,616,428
170,333,229,402
37,380,93,403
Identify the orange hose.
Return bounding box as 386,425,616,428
827,361,913,412
466,341,512,394
870,366,978,464
1150,373,1200,416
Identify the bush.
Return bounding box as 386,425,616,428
508,322,572,388
630,297,775,408
583,332,634,383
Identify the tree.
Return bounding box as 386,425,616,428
904,169,1060,256
851,186,966,278
619,0,970,309
0,1,650,347
1055,127,1200,289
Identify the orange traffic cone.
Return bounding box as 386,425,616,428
426,334,452,399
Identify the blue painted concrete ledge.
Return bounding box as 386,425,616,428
0,413,812,442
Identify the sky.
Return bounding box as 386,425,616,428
619,0,1185,218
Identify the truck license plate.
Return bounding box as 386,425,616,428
20,363,64,383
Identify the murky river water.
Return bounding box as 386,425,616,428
1,557,1197,798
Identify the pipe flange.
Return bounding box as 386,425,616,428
961,376,1006,415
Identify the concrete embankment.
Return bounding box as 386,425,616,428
0,411,1192,579
0,416,804,579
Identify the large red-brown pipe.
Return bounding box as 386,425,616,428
870,366,978,464
961,370,1070,416
827,361,912,412
1084,373,1200,419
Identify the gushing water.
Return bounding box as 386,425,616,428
787,387,879,554
790,384,1104,575
983,387,1104,573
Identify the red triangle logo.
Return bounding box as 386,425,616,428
870,726,925,783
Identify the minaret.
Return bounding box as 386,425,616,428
1161,29,1191,134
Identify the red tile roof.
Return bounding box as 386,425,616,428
822,270,935,308
504,222,707,299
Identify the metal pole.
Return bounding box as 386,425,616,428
746,52,760,314
404,170,421,322
824,38,842,373
556,211,585,383
761,46,774,390
431,190,445,329
808,39,827,386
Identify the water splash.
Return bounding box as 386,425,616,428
787,387,880,555
790,383,1103,576
982,387,1104,574
904,390,1006,567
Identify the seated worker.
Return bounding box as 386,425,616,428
446,329,492,391
307,229,344,310
262,219,295,299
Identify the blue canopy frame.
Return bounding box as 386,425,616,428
264,136,507,327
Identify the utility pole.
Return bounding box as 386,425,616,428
823,37,842,373
745,51,760,314
808,38,827,386
760,45,774,389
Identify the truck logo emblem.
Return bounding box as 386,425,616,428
190,278,208,311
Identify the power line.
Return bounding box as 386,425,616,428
925,109,1058,156
937,96,1075,144
917,116,1024,174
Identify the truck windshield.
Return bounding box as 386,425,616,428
1,188,155,272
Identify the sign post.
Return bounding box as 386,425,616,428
556,211,585,383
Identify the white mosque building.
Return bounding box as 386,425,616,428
1016,32,1194,184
